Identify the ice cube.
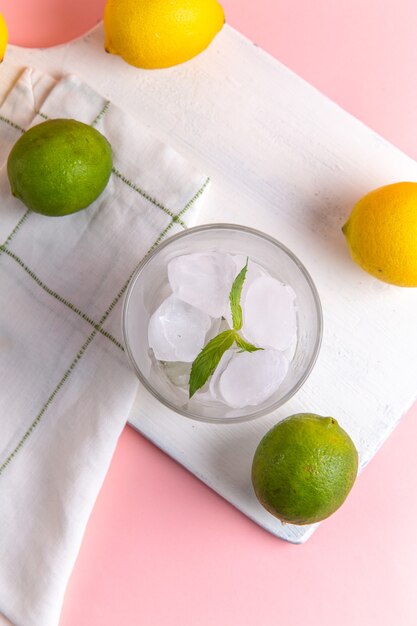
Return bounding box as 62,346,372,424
163,361,192,387
242,276,297,351
204,317,223,345
218,349,289,408
209,349,235,400
225,256,267,328
148,295,211,362
168,252,236,318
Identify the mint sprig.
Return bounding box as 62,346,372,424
189,259,262,398
229,258,248,330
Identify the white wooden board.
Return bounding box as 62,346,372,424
4,24,417,543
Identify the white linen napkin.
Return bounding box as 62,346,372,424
0,67,210,626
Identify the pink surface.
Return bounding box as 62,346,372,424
61,406,417,626
1,0,106,48
3,1,417,625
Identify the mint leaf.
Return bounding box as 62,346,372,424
189,330,236,398
235,334,262,353
229,258,248,330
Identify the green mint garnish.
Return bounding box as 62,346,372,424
229,257,248,330
235,334,262,353
189,259,263,398
189,330,236,398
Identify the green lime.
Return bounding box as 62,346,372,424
252,413,358,525
7,119,112,217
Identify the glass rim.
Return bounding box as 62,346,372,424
122,223,323,424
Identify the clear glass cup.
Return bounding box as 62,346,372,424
122,224,323,423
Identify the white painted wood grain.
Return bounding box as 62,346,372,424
3,24,417,543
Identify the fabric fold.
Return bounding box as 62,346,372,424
0,67,209,626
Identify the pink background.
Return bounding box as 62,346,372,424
3,1,417,624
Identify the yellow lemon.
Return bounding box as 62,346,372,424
0,13,8,62
104,0,225,69
342,182,417,287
